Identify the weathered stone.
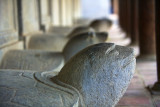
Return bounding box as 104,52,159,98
0,50,64,73
67,26,94,38
28,34,69,52
0,32,108,72
48,26,74,36
75,18,92,26
63,32,108,62
0,43,136,107
55,43,136,106
0,41,23,63
89,18,113,32
28,26,95,52
0,70,79,107
28,25,107,52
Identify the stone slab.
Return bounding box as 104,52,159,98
48,26,74,36
0,41,23,64
0,70,79,107
0,50,64,73
28,34,69,52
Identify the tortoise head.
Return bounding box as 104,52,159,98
56,43,136,106
63,32,108,62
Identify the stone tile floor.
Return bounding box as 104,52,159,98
116,60,160,107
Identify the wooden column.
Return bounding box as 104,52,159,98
149,0,160,94
119,0,126,31
138,0,156,57
130,0,139,45
126,0,131,37
119,0,131,37
119,0,128,33
155,0,160,85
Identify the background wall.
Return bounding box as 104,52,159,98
81,0,111,19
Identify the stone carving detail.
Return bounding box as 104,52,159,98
0,43,136,107
0,50,64,73
67,26,94,38
0,70,79,107
28,27,108,52
28,26,95,52
0,32,108,72
63,32,108,62
89,19,113,32
56,43,136,106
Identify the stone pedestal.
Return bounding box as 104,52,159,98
138,0,156,57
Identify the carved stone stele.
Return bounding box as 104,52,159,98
89,19,113,32
0,43,136,107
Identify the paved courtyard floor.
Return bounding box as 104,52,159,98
116,60,160,107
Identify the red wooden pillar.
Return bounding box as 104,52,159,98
119,0,127,32
130,0,139,45
149,0,160,94
138,0,156,58
118,0,131,37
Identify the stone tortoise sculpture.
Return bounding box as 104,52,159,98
63,32,107,62
89,18,113,33
67,26,94,38
0,32,108,74
28,26,94,52
0,43,136,107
